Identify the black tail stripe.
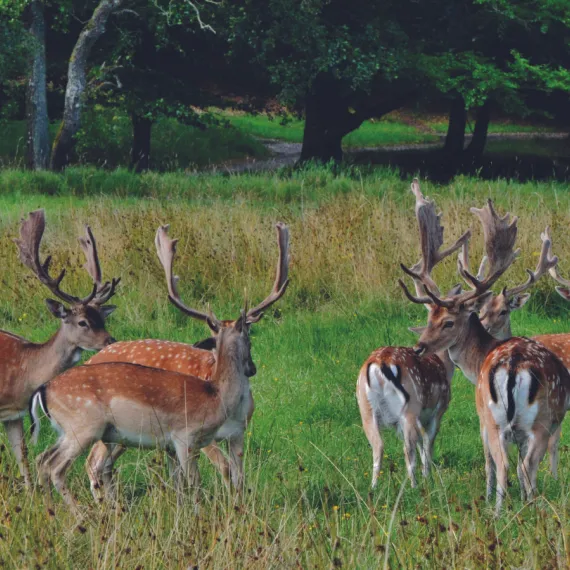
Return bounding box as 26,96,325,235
380,363,410,403
489,364,499,403
528,368,541,405
30,385,50,437
506,368,517,423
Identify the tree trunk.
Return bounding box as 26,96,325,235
300,93,346,163
466,100,491,163
131,113,152,172
50,0,124,171
26,1,50,170
443,95,466,158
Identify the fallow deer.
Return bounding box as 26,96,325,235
31,300,256,510
400,209,570,514
82,222,289,499
0,210,119,486
357,179,469,488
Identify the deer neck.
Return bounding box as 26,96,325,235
435,350,456,382
28,329,83,389
447,313,500,385
212,343,248,409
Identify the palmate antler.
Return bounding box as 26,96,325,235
399,179,470,304
14,210,98,305
78,225,121,306
155,222,290,330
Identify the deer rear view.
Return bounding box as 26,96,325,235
358,180,466,487
400,200,570,514
0,210,119,486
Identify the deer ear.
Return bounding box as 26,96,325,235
508,294,530,310
555,286,570,302
465,291,494,313
408,326,426,336
45,299,70,319
99,305,117,319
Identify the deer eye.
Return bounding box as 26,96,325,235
500,310,508,316
443,321,454,329
78,320,89,328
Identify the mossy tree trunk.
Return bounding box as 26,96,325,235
26,0,50,170
50,0,124,171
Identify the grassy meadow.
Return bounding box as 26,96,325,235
0,169,570,568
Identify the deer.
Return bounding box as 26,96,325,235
0,210,119,487
399,207,570,515
81,222,289,500
31,298,257,511
357,179,470,488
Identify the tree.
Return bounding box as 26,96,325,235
25,0,49,169
50,0,124,170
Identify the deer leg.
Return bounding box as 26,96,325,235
487,427,509,515
357,391,384,489
516,437,529,502
416,418,431,479
201,443,230,485
481,425,496,502
402,415,419,488
50,437,91,512
547,425,561,480
101,444,127,501
522,428,550,500
228,432,245,491
36,444,59,508
4,419,31,487
86,442,109,502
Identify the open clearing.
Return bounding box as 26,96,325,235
0,170,569,568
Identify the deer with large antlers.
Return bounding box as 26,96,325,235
357,180,468,488
0,210,119,486
400,199,570,514
31,299,256,510
82,222,289,500
463,207,567,479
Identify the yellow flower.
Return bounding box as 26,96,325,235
332,505,339,511
343,513,351,519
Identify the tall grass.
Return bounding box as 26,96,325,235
0,173,569,567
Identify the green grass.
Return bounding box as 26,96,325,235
222,111,438,147
0,173,570,567
430,121,557,135
0,112,268,171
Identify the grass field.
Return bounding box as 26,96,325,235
0,170,569,568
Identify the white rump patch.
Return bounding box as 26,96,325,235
366,363,406,429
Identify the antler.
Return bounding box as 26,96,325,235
401,179,471,295
246,222,290,323
78,225,120,306
13,210,97,305
155,225,221,332
501,226,558,298
470,199,520,277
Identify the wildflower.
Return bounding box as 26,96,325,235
343,513,351,519
364,472,369,477
382,504,387,509
299,421,303,425
332,505,339,511
432,515,438,519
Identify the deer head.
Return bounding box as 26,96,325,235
14,210,120,350
154,221,290,365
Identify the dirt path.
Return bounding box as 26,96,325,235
210,132,568,174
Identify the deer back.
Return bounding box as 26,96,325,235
86,339,216,379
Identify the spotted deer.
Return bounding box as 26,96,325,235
82,222,289,499
464,212,566,479
31,300,256,510
357,179,469,488
400,207,570,514
0,210,119,486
